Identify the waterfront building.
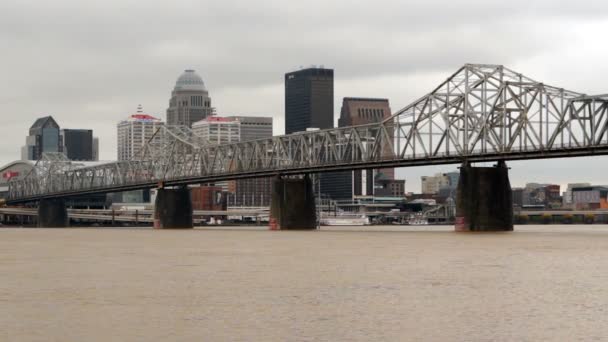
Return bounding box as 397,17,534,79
512,187,524,207
226,116,274,207
166,69,213,127
0,160,34,198
421,173,450,195
0,159,107,209
116,105,164,161
372,173,406,198
21,116,63,160
61,129,94,161
522,183,561,208
437,171,460,199
563,183,591,208
571,186,608,210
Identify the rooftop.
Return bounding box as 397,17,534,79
174,69,206,92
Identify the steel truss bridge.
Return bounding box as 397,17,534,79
7,64,608,204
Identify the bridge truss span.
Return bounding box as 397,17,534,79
8,64,608,203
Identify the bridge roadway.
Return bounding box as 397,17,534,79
6,64,608,205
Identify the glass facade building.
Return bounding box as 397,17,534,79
61,129,94,161
22,116,63,160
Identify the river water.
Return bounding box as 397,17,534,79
2,225,608,341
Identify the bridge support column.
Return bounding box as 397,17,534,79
455,161,513,232
270,175,316,230
38,198,68,228
154,188,193,229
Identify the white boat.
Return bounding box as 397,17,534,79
406,218,429,226
320,216,369,226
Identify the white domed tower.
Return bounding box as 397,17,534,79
166,69,214,126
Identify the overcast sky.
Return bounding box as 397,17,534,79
2,0,608,192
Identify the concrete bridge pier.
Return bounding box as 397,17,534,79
154,187,193,229
38,198,69,228
270,175,316,230
455,161,513,232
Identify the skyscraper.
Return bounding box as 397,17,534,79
166,69,213,127
61,129,94,161
284,67,347,199
117,105,164,161
284,67,333,134
22,116,63,160
338,98,403,197
92,137,99,161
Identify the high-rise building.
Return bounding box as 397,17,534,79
226,116,274,207
22,116,63,160
192,117,241,145
117,105,164,161
338,98,401,198
227,116,273,141
192,117,241,193
285,67,348,200
284,67,333,134
92,137,99,161
166,69,213,127
61,129,94,161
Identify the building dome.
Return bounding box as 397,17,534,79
174,69,206,91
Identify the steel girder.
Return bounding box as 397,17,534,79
8,64,608,202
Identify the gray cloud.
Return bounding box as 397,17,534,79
1,0,608,191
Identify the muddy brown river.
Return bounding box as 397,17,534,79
2,225,608,341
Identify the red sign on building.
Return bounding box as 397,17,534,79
2,171,19,180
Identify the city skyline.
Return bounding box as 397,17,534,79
2,0,608,192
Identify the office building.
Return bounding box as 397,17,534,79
22,116,63,160
226,116,274,207
92,137,99,161
192,116,241,145
192,117,241,193
339,98,399,198
285,67,349,199
520,183,561,208
563,183,591,208
571,186,608,210
285,67,334,134
438,171,460,199
61,129,94,161
166,69,214,127
117,105,164,161
512,187,524,207
227,116,273,141
421,173,450,194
